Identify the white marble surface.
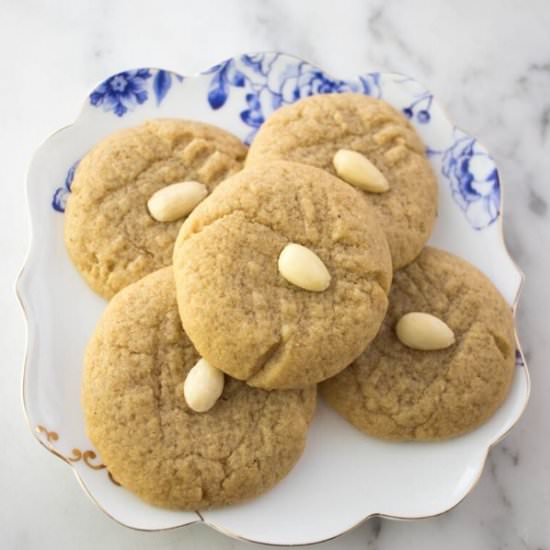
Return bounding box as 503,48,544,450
1,0,549,548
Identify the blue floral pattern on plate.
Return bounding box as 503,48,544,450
90,69,151,116
515,349,525,368
52,161,79,213
402,92,433,123
205,53,370,144
55,54,500,231
89,69,182,116
429,131,500,229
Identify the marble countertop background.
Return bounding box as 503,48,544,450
1,0,548,548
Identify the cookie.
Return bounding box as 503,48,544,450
246,93,438,269
320,247,516,441
65,119,246,298
83,267,316,510
173,160,393,390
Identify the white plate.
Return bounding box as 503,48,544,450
17,52,530,546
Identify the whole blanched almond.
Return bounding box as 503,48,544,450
147,181,208,222
278,243,331,292
183,358,225,413
333,149,389,193
395,312,455,351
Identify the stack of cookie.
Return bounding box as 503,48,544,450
65,95,516,511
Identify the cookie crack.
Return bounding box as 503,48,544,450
151,318,166,447
487,329,511,359
176,395,271,502
218,396,272,489
247,338,284,380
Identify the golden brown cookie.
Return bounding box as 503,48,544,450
320,247,516,441
246,93,438,269
65,119,246,298
83,267,316,510
173,161,393,390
